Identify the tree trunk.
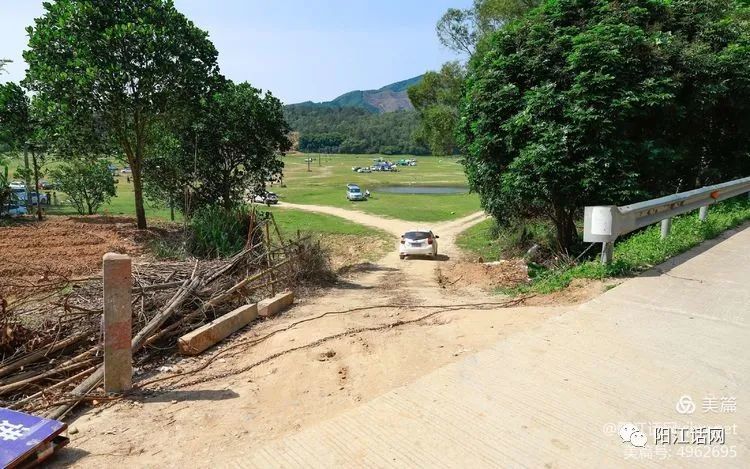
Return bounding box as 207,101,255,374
22,148,31,212
552,205,579,253
31,151,42,221
170,196,175,221
131,158,147,229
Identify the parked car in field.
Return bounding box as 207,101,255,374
1,202,27,217
399,229,439,259
253,192,279,205
10,187,48,206
121,167,132,174
346,184,365,201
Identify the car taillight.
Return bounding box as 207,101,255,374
428,237,433,245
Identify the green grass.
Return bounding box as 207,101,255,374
5,153,479,223
457,218,557,262
499,197,750,295
277,154,479,222
268,206,390,238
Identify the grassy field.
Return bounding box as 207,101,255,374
4,153,479,224
278,153,479,222
3,153,392,246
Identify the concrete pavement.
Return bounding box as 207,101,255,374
232,225,749,468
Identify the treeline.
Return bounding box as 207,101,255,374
284,106,429,155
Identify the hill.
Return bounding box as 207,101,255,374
290,75,423,113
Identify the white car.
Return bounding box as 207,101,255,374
346,184,365,201
1,203,27,217
399,229,439,259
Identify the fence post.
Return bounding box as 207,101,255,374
699,206,709,222
102,253,132,393
660,218,672,239
601,242,614,265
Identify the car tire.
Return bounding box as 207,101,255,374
399,255,405,260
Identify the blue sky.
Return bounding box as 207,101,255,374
0,0,470,103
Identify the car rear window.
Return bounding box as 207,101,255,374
349,188,361,193
403,231,430,240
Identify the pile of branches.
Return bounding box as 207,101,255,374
0,212,325,419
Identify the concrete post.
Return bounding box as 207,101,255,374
699,206,709,222
102,253,132,393
660,218,672,240
601,242,614,265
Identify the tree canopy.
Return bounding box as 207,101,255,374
284,106,427,155
461,0,750,251
407,61,465,156
23,0,221,228
145,81,291,213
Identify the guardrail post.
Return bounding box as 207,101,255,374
601,242,614,265
699,206,709,222
660,218,672,239
103,252,132,393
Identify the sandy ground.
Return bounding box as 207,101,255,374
53,207,610,467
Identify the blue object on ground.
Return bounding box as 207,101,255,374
0,407,68,468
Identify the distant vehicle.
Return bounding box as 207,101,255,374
9,181,25,190
356,167,371,173
10,187,47,206
254,192,279,205
1,202,27,217
121,167,132,174
40,180,55,190
399,229,439,260
346,184,365,201
352,166,360,172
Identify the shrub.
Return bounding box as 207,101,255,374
188,205,251,258
50,159,116,215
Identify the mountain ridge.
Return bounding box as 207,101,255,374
289,75,422,113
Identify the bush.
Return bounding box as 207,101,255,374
188,205,251,258
50,159,116,215
505,197,750,295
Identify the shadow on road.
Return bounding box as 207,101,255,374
136,389,240,403
402,254,450,262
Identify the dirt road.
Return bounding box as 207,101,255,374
59,206,567,468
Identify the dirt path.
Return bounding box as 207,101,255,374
60,207,566,468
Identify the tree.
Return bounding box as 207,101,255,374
461,0,750,252
436,0,540,56
143,123,192,220
146,81,291,213
0,83,47,220
194,82,290,210
50,159,116,215
407,61,465,155
23,0,220,229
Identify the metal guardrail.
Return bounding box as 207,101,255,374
584,176,750,263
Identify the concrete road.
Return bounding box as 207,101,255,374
234,225,749,468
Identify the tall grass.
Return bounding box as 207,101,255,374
188,205,252,258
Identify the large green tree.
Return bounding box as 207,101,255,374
146,81,291,212
193,82,290,210
23,0,220,229
407,61,465,155
461,0,750,251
